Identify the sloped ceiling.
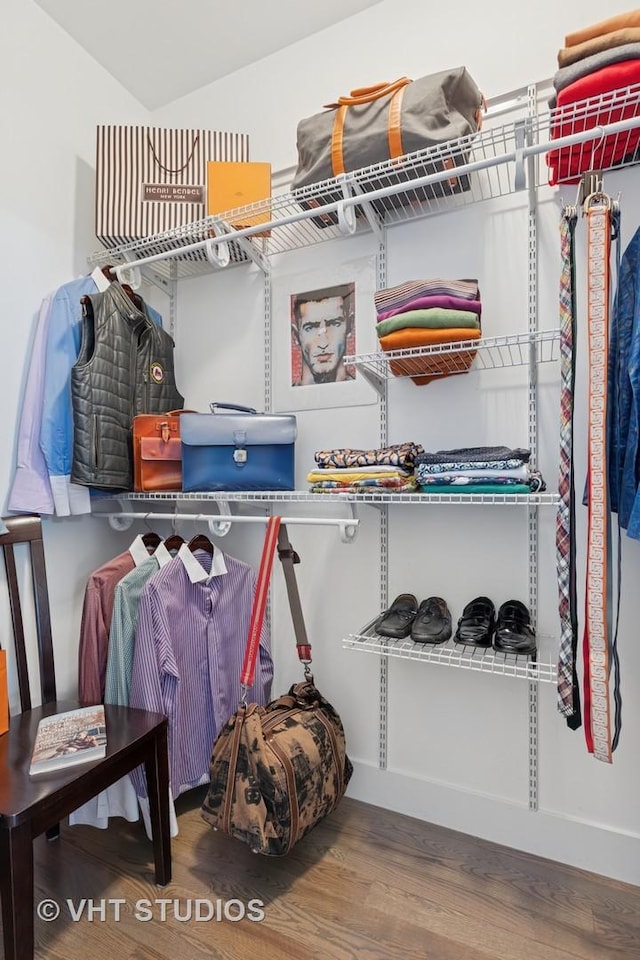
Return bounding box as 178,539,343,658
34,0,385,110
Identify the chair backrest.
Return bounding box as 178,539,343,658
1,515,56,712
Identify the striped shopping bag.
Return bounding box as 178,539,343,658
95,126,249,248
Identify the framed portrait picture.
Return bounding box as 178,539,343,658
272,253,378,412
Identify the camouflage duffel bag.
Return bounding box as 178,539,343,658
201,679,353,856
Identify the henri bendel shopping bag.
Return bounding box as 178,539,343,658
95,126,249,247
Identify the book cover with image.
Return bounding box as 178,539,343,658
29,705,107,776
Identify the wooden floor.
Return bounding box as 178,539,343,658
19,790,640,960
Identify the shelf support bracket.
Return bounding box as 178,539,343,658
204,234,231,269
514,120,527,192
336,178,358,236
206,501,233,538
211,218,269,274
351,180,384,240
114,264,142,289
106,501,135,532
338,502,359,543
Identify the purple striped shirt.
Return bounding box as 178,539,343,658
129,549,273,799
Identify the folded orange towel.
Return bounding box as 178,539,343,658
565,9,640,48
378,327,482,386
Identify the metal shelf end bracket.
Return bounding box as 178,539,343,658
206,501,233,537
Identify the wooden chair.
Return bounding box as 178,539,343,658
0,515,171,960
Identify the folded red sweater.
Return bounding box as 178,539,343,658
546,60,640,185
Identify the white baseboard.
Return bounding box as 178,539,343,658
347,760,640,887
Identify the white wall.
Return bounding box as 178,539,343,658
3,0,639,886
0,0,153,700
152,0,640,885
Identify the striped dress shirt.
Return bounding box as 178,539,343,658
129,547,273,800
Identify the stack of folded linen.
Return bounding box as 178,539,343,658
547,9,640,185
308,441,423,494
374,279,482,386
415,445,545,494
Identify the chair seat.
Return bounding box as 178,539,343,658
0,702,167,828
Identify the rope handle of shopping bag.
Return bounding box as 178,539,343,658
328,78,411,177
240,517,312,698
147,133,200,175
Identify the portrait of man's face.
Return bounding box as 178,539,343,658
291,283,355,386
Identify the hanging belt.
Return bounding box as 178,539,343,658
556,211,581,726
583,193,613,763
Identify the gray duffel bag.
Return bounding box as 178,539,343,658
292,69,485,225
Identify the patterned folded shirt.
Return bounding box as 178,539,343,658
415,446,531,465
315,442,424,470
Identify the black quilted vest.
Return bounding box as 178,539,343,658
70,282,184,490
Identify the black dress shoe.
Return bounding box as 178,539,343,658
376,593,418,639
454,596,495,647
411,597,452,644
493,600,536,655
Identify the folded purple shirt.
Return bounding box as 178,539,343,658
377,294,482,322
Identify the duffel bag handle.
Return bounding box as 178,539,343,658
324,77,412,108
209,402,258,415
329,78,412,177
240,517,312,700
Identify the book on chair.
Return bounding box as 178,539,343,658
29,705,107,776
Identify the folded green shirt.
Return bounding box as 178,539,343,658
376,308,481,338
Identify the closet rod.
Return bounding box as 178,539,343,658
109,114,640,282
102,511,360,543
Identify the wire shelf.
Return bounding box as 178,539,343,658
344,619,557,683
344,329,560,384
105,490,559,506
88,221,264,281
87,82,640,280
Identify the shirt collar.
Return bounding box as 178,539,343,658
129,534,152,567
154,542,173,568
129,536,174,568
177,543,228,583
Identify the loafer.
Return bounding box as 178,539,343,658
376,593,418,639
454,596,495,647
493,600,536,655
411,597,452,644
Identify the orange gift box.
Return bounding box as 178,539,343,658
207,161,271,235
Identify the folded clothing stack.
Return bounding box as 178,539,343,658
309,442,424,494
547,10,640,184
415,445,545,494
374,279,482,386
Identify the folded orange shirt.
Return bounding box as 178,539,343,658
565,10,640,48
378,327,481,386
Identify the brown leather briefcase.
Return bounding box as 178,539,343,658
132,410,193,492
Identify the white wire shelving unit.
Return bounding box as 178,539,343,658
344,617,557,683
86,80,640,799
87,81,640,282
